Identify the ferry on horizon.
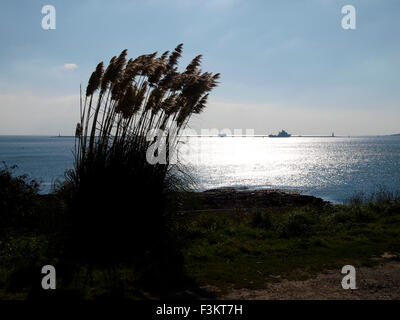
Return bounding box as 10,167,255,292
269,129,291,138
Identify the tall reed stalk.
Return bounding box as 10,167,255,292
74,45,219,168
66,45,220,284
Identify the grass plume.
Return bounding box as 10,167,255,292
64,44,220,290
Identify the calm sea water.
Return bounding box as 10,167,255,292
1,135,399,203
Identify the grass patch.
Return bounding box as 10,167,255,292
177,200,400,292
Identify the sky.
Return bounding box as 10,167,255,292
0,0,399,135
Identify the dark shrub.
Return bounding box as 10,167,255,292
353,206,376,222
332,209,351,224
279,213,313,238
251,211,272,229
382,202,400,216
0,164,39,235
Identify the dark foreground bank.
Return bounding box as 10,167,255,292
1,169,400,299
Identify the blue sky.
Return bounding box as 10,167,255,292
0,0,399,135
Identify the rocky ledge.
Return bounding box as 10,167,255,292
198,187,327,209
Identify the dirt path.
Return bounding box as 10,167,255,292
217,260,400,300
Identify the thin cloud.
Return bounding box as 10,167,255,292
63,63,78,70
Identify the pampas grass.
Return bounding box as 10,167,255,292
73,44,219,167
64,44,220,288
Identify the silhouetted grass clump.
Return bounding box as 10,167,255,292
277,212,314,238
346,185,400,205
61,44,220,290
0,164,39,236
251,211,272,229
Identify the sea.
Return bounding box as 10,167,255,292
1,135,399,204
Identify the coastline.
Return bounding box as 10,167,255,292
197,187,327,210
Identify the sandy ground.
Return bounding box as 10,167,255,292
216,259,400,300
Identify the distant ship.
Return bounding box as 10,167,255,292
218,133,227,137
269,129,291,138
